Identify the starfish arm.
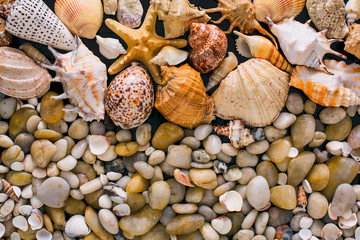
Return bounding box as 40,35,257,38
141,4,158,33
108,51,135,75
144,60,164,85
165,39,188,49
105,19,136,44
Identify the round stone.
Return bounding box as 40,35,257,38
37,177,70,208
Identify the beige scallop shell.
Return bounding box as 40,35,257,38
254,0,305,23
212,58,290,127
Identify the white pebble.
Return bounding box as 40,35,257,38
145,146,155,156
0,193,8,202
27,98,38,106
221,143,239,156
113,204,131,217
300,216,313,229
36,102,41,112
136,123,151,146
278,173,288,185
99,195,112,209
200,222,219,240
79,177,103,195
180,137,201,150
116,130,132,142
98,145,117,162
242,209,258,229
21,185,33,199
203,135,222,155
26,115,42,134
37,121,47,130
51,139,68,162
223,166,242,181
194,124,213,141
0,165,9,174
71,139,88,159
1,199,14,216
116,176,131,190
100,174,108,185
0,135,13,148
32,167,47,178
23,154,35,173
21,104,35,109
70,189,84,200
60,171,80,189
10,162,24,171
148,150,166,166
106,172,122,181
57,155,77,171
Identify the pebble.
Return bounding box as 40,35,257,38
325,115,352,142
142,224,169,240
223,166,242,182
237,229,255,240
236,150,258,167
268,207,293,227
30,140,57,168
304,100,317,114
246,176,270,210
60,171,79,188
266,139,291,164
180,136,201,150
57,155,77,171
166,214,205,235
189,169,217,189
64,197,86,215
98,209,119,234
278,173,287,185
239,167,256,185
166,145,192,168
256,161,279,188
148,150,165,166
68,119,89,140
200,222,219,240
97,145,117,162
308,131,326,148
211,216,232,234
136,123,151,146
246,140,269,155
6,171,32,186
133,161,154,179
217,150,232,163
214,182,236,197
203,135,222,155
172,203,198,214
0,98,17,119
1,145,24,168
152,122,184,151
299,216,313,229
330,183,356,217
39,92,64,124
0,121,8,135
47,119,68,134
273,112,297,129
115,142,138,157
71,139,88,159
242,209,258,229
34,129,63,142
113,203,131,217
319,107,346,124
9,107,37,140
106,171,122,181
264,126,287,142
126,172,149,193
287,151,315,187
84,206,114,240
186,186,204,203
148,180,170,210
348,124,360,149
192,149,211,163
286,93,304,115
270,185,296,210
126,193,146,213
37,177,70,208
167,178,186,204
251,128,266,141
0,135,13,148
291,114,316,149
306,164,329,191
307,192,328,219
32,167,47,178
214,160,228,174
194,124,213,140
160,206,176,226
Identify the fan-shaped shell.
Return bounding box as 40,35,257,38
290,60,360,107
6,0,76,51
65,215,90,238
105,63,154,129
117,0,143,28
345,0,360,24
254,0,305,23
55,0,103,39
0,47,52,99
155,63,215,129
212,58,290,127
189,23,228,74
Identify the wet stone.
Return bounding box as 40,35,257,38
325,115,352,141
291,114,315,149
268,207,293,227
256,161,279,188
166,214,205,235
123,152,146,172
9,107,37,140
14,133,34,153
267,139,291,164
307,192,328,219
151,122,184,151
270,185,297,210
264,126,287,142
319,107,346,125
40,91,64,124
287,151,315,187
306,164,329,191
286,93,304,115
0,98,17,119
6,171,32,186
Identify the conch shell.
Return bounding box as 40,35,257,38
212,58,290,127
42,38,107,121
155,64,215,129
345,0,360,25
0,18,10,47
306,0,349,39
189,23,228,74
96,35,127,60
117,0,143,28
214,120,254,148
253,0,305,23
234,31,292,73
19,43,50,65
150,46,189,66
104,0,117,15
290,60,360,107
55,0,103,39
345,23,360,59
266,17,346,73
0,47,52,99
153,0,210,39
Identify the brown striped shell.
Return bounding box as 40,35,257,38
1,179,18,202
189,23,228,74
105,63,154,129
155,64,215,129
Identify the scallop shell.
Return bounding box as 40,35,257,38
150,46,189,66
6,0,76,51
212,58,290,127
96,35,127,60
0,47,52,100
105,63,154,129
345,23,360,59
64,215,90,238
253,0,305,23
213,120,255,148
104,0,117,15
234,31,292,73
290,60,360,107
266,17,346,73
19,43,50,65
155,63,215,129
0,18,10,47
42,38,107,121
345,0,360,25
117,0,143,28
189,23,228,74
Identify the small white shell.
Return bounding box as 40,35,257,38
96,35,127,59
36,228,52,240
10,232,20,240
28,209,43,230
65,215,90,238
355,226,360,240
299,228,312,240
345,0,360,25
341,142,353,157
88,135,110,155
0,223,4,238
302,179,312,194
19,205,33,216
327,203,338,220
104,0,117,15
211,216,232,235
326,141,344,155
12,215,28,231
219,190,243,212
113,204,131,216
287,147,299,158
150,46,189,66
339,213,358,229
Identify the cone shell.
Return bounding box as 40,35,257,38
1,179,19,202
189,23,228,74
117,0,143,28
212,58,290,127
254,0,305,23
155,64,215,129
290,59,360,107
345,23,360,59
55,0,103,39
6,0,76,51
105,64,154,129
150,46,189,66
0,47,52,100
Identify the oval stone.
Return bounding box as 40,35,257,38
307,192,328,219
330,183,356,217
287,151,315,187
270,185,296,210
40,91,64,124
325,115,352,141
291,114,315,149
166,214,205,235
306,164,329,191
37,177,70,208
152,122,184,151
256,161,279,188
246,176,270,210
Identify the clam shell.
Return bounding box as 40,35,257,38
150,46,189,66
254,0,305,23
321,223,342,240
28,209,43,230
219,190,243,212
345,0,360,24
117,0,143,28
6,0,76,51
12,215,28,231
299,228,312,240
88,135,110,155
19,43,50,65
155,64,215,129
212,58,290,127
96,35,126,60
104,0,117,15
36,229,52,240
338,213,357,229
55,0,103,39
64,215,90,238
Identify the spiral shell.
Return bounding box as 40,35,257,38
214,120,254,148
104,0,117,15
0,0,14,19
254,0,305,23
297,186,307,208
1,179,19,202
150,46,189,66
189,23,228,74
155,64,215,129
19,43,50,65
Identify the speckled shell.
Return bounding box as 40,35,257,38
254,0,305,23
345,23,360,59
105,64,154,129
189,23,228,74
117,0,143,28
0,18,10,46
0,47,52,99
6,0,76,51
290,60,360,107
155,64,215,129
306,0,349,39
345,0,360,24
42,38,107,121
212,58,290,127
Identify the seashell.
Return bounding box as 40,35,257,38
103,183,127,203
104,0,117,15
54,0,103,39
42,37,107,121
0,18,10,47
12,215,28,231
0,222,4,238
297,186,307,209
212,58,290,127
155,64,215,129
213,120,254,148
211,216,232,235
345,0,360,25
0,0,13,19
299,229,312,240
321,223,342,240
117,0,143,28
326,141,343,155
6,0,76,51
266,17,346,73
153,0,210,39
1,179,18,202
234,31,292,73
88,135,110,155
19,205,33,216
275,225,290,239
207,52,238,91
338,213,358,229
345,23,360,59
189,23,228,74
28,209,43,230
287,147,299,158
341,142,353,157
150,46,189,66
174,169,194,187
219,190,243,212
356,226,360,240
105,63,154,129
253,0,305,23
290,60,360,107
64,215,90,238
306,0,348,39
36,229,52,240
19,43,50,65
96,35,127,60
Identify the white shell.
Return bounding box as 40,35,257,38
346,0,360,25
299,228,312,240
219,190,243,212
150,46,189,66
104,0,118,15
88,135,110,155
36,229,52,240
287,147,299,158
341,142,353,157
355,226,360,240
211,216,232,235
19,205,33,216
339,213,358,229
28,209,43,230
117,0,143,28
326,141,344,155
12,215,28,231
64,215,90,238
96,35,127,60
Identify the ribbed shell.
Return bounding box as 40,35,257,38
0,47,52,99
55,0,103,39
65,215,90,238
189,23,228,74
290,60,360,107
1,179,18,202
254,0,305,23
212,58,290,127
155,64,215,129
117,0,143,28
105,64,154,129
6,0,76,51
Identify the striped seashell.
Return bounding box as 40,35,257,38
0,47,52,99
234,31,292,73
346,0,360,25
297,186,307,209
189,23,228,74
213,120,255,148
254,0,305,23
19,43,50,65
55,0,103,39
42,37,107,121
1,179,19,202
290,60,360,107
117,0,143,28
0,18,10,47
6,0,76,51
